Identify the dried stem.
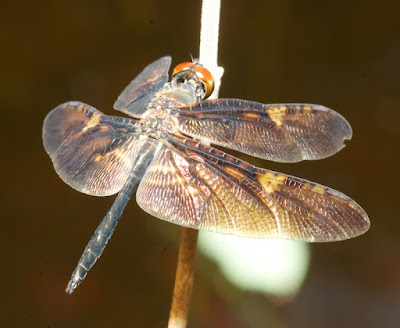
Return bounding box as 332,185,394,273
168,0,223,327
167,228,199,328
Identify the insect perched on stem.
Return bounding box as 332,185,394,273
42,56,369,294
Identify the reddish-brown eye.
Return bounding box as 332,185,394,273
172,62,195,76
193,65,214,98
172,62,215,98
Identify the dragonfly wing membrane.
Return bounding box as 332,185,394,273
175,99,352,162
136,134,369,242
113,56,172,118
43,101,144,196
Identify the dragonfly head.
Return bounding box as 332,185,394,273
171,61,215,101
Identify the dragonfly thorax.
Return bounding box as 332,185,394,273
140,106,179,138
140,79,204,137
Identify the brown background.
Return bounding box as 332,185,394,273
1,0,399,327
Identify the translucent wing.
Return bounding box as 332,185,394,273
173,99,352,163
113,56,172,118
136,134,369,242
43,101,145,196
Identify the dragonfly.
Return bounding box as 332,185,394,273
43,56,369,294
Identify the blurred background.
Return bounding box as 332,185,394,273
1,0,399,327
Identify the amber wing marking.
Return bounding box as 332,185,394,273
174,99,352,163
43,101,144,196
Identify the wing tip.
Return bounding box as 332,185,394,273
159,55,172,64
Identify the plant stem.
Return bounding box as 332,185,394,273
167,228,199,328
168,1,223,327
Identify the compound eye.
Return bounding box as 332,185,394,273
172,62,215,98
193,65,214,98
172,62,195,76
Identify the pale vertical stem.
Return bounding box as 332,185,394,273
200,0,224,100
167,1,223,327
